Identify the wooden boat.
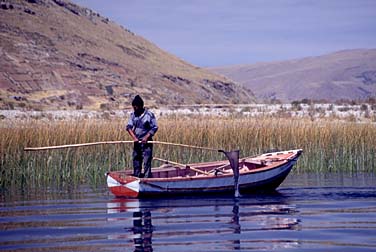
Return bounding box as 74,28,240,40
106,149,303,198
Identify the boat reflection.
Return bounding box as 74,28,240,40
106,195,300,251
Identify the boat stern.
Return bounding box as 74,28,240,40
106,172,140,198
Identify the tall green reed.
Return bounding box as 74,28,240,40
1,115,375,190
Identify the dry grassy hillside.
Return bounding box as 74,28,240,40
0,0,255,110
209,49,376,102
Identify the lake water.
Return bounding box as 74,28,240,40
1,173,376,251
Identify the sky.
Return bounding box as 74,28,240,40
73,0,376,67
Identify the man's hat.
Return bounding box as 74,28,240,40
132,95,144,107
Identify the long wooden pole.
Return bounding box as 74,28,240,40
24,140,219,152
23,141,135,151
150,141,218,152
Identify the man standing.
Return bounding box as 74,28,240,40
126,95,158,178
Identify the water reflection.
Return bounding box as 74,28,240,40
132,210,153,252
1,173,375,251
230,199,241,250
107,199,154,251
106,194,301,251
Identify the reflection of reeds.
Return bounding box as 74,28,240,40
1,116,375,189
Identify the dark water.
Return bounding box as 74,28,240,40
1,173,376,252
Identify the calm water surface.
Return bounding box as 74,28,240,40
1,173,376,251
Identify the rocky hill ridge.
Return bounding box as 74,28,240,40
0,0,255,110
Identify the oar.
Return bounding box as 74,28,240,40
153,157,209,175
219,150,241,198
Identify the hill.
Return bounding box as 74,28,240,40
0,0,254,110
209,49,376,102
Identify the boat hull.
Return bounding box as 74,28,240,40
107,149,302,198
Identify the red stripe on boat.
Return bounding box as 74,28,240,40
107,173,139,198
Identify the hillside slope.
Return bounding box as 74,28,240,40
209,49,376,102
0,0,254,110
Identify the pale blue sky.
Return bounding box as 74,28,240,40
73,0,376,67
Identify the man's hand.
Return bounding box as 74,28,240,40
141,133,151,143
141,137,148,143
127,129,139,142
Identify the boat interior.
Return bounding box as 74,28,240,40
116,150,300,179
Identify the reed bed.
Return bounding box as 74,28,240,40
1,116,375,190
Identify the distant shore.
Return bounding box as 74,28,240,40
1,103,375,122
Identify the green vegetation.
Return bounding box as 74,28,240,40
1,116,375,190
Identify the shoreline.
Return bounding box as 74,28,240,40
1,103,375,122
